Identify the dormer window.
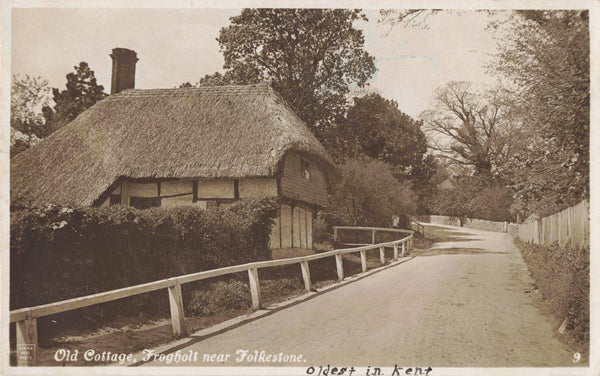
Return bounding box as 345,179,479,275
301,158,311,179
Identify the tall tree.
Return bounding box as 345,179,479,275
10,74,51,155
43,62,107,132
491,10,589,216
11,74,51,136
339,93,435,184
420,81,518,178
209,9,376,142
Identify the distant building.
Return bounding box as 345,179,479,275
11,48,335,250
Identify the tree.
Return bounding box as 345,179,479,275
339,93,435,184
329,158,416,227
467,185,514,222
10,74,52,152
211,9,376,141
427,187,470,219
180,72,237,87
420,81,518,178
491,10,589,216
379,9,443,30
44,62,106,132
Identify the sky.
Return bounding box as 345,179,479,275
11,7,505,118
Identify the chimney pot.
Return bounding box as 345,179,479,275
110,48,138,94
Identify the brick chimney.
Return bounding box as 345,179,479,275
110,48,138,94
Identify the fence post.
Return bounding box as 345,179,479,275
300,261,312,292
401,241,406,257
379,246,385,265
360,250,367,273
248,266,262,310
335,252,344,281
393,244,399,260
371,230,376,244
333,227,338,242
168,279,186,337
16,311,38,366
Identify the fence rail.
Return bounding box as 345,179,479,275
411,221,425,236
10,226,413,366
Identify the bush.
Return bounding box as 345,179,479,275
516,240,589,348
10,198,279,310
313,211,333,243
329,157,416,227
186,280,251,316
467,185,514,222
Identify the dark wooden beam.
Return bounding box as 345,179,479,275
192,181,198,203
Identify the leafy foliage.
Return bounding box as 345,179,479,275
328,158,416,227
491,10,589,217
187,280,251,316
338,93,435,183
10,74,52,156
43,62,107,132
10,198,278,310
466,185,514,222
426,186,470,219
189,9,376,149
517,240,589,350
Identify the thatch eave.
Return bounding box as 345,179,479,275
11,83,335,208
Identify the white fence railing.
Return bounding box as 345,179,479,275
10,226,413,366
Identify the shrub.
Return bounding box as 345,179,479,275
313,211,333,243
467,185,514,222
10,198,279,311
186,280,251,316
517,240,589,348
426,188,470,219
329,157,416,227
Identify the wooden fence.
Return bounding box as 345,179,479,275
413,200,589,248
516,200,589,247
10,226,413,366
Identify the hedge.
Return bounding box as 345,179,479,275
10,198,279,311
516,239,589,348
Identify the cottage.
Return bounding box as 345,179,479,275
10,48,335,250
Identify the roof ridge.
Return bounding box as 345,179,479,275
110,82,273,99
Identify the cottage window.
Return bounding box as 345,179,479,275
301,159,311,179
130,196,161,209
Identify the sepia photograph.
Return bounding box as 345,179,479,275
1,1,597,375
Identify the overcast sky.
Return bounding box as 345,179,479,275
11,8,505,118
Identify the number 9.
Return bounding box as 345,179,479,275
573,353,581,363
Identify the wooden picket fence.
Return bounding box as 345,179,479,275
10,226,413,366
516,200,589,248
413,200,589,248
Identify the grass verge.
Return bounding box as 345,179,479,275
11,246,408,366
515,239,589,359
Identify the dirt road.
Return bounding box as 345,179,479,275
141,225,574,367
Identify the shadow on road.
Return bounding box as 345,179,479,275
412,247,508,257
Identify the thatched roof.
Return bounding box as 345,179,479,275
11,83,334,207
